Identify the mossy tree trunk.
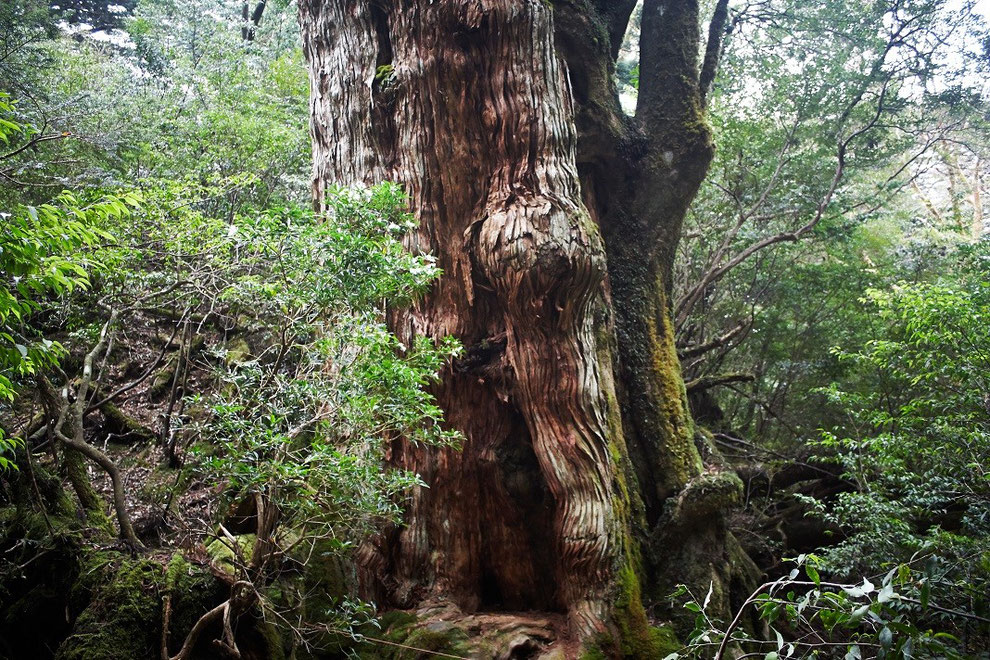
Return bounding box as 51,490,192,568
298,0,750,650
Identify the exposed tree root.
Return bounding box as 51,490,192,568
163,581,257,660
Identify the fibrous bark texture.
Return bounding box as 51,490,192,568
300,0,623,637
299,0,752,650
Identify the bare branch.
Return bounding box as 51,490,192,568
38,313,143,548
87,311,188,413
678,319,750,359
685,371,754,393
0,131,72,162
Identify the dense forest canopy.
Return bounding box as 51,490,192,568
0,0,988,658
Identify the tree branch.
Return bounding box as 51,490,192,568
86,312,187,413
241,1,266,42
699,0,731,105
167,581,257,660
0,132,71,162
685,372,754,393
591,0,640,59
637,0,703,124
678,319,750,359
38,313,143,548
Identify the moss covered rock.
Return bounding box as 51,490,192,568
56,554,165,660
99,402,156,443
0,491,88,658
205,532,256,575
163,553,228,650
224,336,252,365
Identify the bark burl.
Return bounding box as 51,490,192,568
298,0,754,652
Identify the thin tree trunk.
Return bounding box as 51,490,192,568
970,158,984,240
36,316,143,548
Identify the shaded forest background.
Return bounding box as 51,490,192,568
0,0,989,658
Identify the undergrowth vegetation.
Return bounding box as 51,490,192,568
1,1,460,655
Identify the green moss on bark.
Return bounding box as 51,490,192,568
51,550,228,660
350,612,475,659
602,563,681,659
403,623,472,656
205,531,256,574
674,470,743,523
280,538,354,659
63,446,112,525
164,553,227,647
100,402,156,443
56,554,164,660
642,300,704,493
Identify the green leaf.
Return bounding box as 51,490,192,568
703,580,714,609
847,604,871,626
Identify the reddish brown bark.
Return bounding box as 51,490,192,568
300,0,622,637
298,0,754,650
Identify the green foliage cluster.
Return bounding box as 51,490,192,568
797,248,990,643
0,0,459,652
662,0,990,655
1,0,988,656
0,191,130,463
673,226,990,657
0,93,142,467
674,0,989,444
670,554,978,659
184,182,459,562
70,177,457,649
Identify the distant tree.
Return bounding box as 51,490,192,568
671,0,988,438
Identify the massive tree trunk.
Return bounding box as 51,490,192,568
298,0,753,653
